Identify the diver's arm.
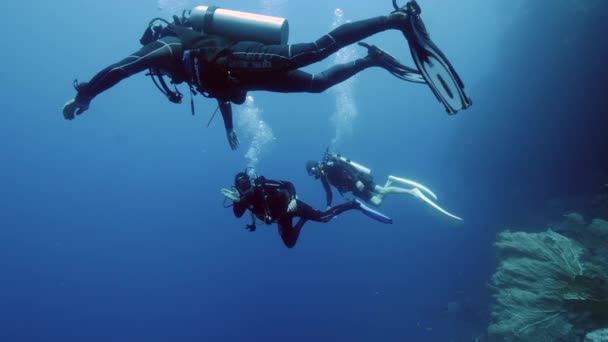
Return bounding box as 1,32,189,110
321,174,333,207
64,37,183,119
283,181,297,200
219,100,239,150
266,180,297,200
282,181,298,212
262,179,298,213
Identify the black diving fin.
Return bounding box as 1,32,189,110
393,0,472,114
358,42,425,84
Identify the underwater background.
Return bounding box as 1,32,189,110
0,0,607,341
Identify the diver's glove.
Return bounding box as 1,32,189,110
63,98,89,120
221,188,241,202
227,129,240,150
64,80,92,120
287,198,298,212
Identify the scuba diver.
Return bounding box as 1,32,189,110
221,170,392,248
306,151,463,221
63,1,471,150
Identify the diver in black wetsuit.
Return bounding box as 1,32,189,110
306,151,464,221
306,153,380,207
221,171,392,248
63,2,439,150
306,151,400,207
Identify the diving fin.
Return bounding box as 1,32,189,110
394,0,472,114
355,199,393,224
359,42,425,84
387,175,438,201
410,188,463,221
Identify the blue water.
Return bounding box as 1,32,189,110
1,0,606,341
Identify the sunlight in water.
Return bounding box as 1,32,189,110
236,96,275,169
158,0,288,16
260,0,288,16
330,8,360,148
157,0,192,14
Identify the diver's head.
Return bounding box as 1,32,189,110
234,171,252,193
306,160,321,178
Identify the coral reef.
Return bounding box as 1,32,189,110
588,218,608,237
488,214,608,341
585,328,608,342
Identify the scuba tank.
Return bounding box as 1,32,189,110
324,151,372,175
140,6,288,108
185,5,289,45
338,156,372,175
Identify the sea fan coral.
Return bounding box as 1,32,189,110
488,230,586,341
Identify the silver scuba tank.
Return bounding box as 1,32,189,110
337,156,372,175
185,5,289,45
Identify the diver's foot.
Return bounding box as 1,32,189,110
407,0,421,15
388,0,421,28
388,10,407,29
360,42,402,69
358,42,423,83
392,0,431,42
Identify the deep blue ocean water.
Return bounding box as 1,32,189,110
0,0,606,341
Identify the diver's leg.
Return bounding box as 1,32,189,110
376,184,417,197
384,177,394,188
229,14,406,72
260,50,418,93
294,58,375,93
386,175,438,200
275,199,347,248
318,201,359,222
244,58,374,93
277,217,302,248
288,15,405,68
290,199,354,223
232,26,418,93
291,200,326,222
307,58,374,93
369,182,425,206
361,184,387,207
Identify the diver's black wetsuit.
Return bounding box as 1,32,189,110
224,16,393,93
317,155,376,206
232,176,358,248
73,16,397,131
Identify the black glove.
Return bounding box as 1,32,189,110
64,80,91,120
63,98,89,120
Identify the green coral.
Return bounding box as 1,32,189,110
588,219,608,238
488,230,586,341
489,212,608,341
585,328,608,342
